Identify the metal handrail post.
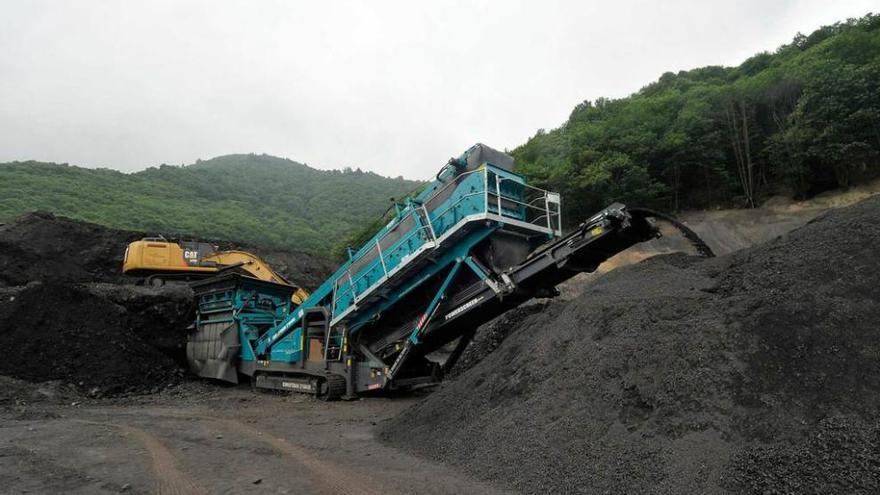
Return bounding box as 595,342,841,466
483,168,489,215
558,198,563,233
331,278,338,319
495,175,502,217
544,193,551,231
421,205,436,241
375,239,388,276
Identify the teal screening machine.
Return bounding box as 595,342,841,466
187,144,686,399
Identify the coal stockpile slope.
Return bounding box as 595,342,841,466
0,212,144,285
445,302,552,379
0,283,183,396
380,196,880,494
0,211,333,288
86,283,195,366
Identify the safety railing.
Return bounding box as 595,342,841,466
332,215,436,318
422,168,487,238
491,176,562,235
330,166,561,321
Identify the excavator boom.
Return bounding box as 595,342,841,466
202,250,309,304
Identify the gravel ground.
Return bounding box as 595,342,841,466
380,195,880,494
0,379,507,495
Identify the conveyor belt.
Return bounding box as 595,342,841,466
401,203,711,361
367,204,650,365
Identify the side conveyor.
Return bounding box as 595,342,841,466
375,203,664,379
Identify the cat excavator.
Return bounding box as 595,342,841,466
122,238,309,304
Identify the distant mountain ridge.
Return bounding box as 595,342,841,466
0,154,421,254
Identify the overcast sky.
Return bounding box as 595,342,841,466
0,1,875,179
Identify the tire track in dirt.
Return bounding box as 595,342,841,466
73,420,207,495
76,410,387,495
117,424,209,495
213,417,385,495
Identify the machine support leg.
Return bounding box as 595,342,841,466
343,329,356,399
464,256,507,294
409,261,463,345
387,260,463,382
300,317,308,369
464,256,489,280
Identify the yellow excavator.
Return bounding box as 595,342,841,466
122,237,309,304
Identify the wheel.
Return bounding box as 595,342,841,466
149,276,165,288
317,375,346,401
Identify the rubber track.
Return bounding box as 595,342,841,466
628,207,715,258
319,374,347,401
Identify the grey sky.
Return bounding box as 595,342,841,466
0,1,875,179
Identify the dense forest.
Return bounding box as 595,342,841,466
0,154,418,253
512,14,880,222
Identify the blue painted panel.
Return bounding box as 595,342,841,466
426,171,487,238
269,327,303,363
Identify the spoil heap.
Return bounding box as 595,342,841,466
0,212,143,285
0,211,333,289
381,196,880,494
445,303,550,379
0,283,183,396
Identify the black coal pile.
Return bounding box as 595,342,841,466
0,283,183,396
0,211,333,396
380,196,880,494
446,302,551,379
0,212,144,285
0,211,334,289
87,283,195,366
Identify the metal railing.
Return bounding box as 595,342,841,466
492,176,562,234
330,166,561,320
333,217,436,318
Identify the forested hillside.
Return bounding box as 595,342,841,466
513,14,880,223
0,154,418,253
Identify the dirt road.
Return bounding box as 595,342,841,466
0,381,507,494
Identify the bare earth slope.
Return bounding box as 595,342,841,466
380,196,880,494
